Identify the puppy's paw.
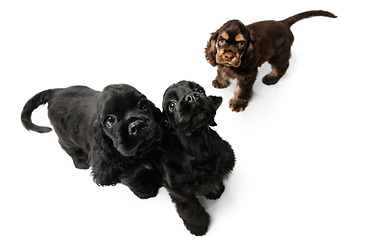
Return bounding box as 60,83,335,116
74,161,90,169
205,183,225,200
124,175,162,199
229,97,249,112
73,156,90,169
132,186,160,199
262,74,280,85
212,78,230,89
184,211,210,236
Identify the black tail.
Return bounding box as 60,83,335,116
281,10,337,27
21,89,55,133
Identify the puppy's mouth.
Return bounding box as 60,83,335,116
216,51,242,67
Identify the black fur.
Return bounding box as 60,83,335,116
21,84,163,199
161,81,236,236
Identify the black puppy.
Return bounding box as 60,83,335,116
21,84,163,199
161,81,235,236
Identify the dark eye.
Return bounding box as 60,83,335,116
104,115,116,128
218,39,226,46
139,101,148,110
237,41,246,49
196,89,204,94
168,102,176,112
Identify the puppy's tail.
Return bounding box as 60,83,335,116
281,10,337,27
21,89,55,133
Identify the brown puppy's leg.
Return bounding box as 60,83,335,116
229,74,257,112
212,66,231,89
262,50,291,85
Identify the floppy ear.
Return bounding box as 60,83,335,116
208,96,223,127
148,101,163,124
209,95,223,110
241,30,261,68
90,118,123,186
205,31,219,66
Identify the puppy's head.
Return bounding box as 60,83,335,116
205,19,258,68
162,81,222,135
96,84,162,157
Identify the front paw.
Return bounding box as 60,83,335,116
183,211,210,236
212,78,230,89
205,183,225,200
124,178,161,199
229,97,249,112
131,186,160,199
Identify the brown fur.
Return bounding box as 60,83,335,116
205,10,337,112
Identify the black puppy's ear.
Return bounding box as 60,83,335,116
148,101,163,124
209,95,223,110
209,96,222,127
90,119,123,186
205,31,219,66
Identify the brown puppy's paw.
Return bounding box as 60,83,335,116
212,78,230,89
262,74,280,85
229,97,249,112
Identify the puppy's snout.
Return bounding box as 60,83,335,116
224,52,234,61
128,120,147,136
185,93,200,103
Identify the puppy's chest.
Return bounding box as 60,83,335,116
164,150,219,188
221,65,257,79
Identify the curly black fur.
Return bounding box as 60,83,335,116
21,84,163,199
161,81,236,235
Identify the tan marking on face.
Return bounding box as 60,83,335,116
235,34,246,42
221,31,229,40
216,48,242,67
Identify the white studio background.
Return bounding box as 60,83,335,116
1,1,383,239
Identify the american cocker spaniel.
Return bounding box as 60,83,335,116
161,81,236,236
21,84,163,199
205,10,337,112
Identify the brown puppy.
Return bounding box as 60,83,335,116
205,10,337,112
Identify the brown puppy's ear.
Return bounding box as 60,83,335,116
242,30,261,68
245,32,255,54
205,31,219,66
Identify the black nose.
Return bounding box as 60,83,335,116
128,120,147,136
185,93,200,103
